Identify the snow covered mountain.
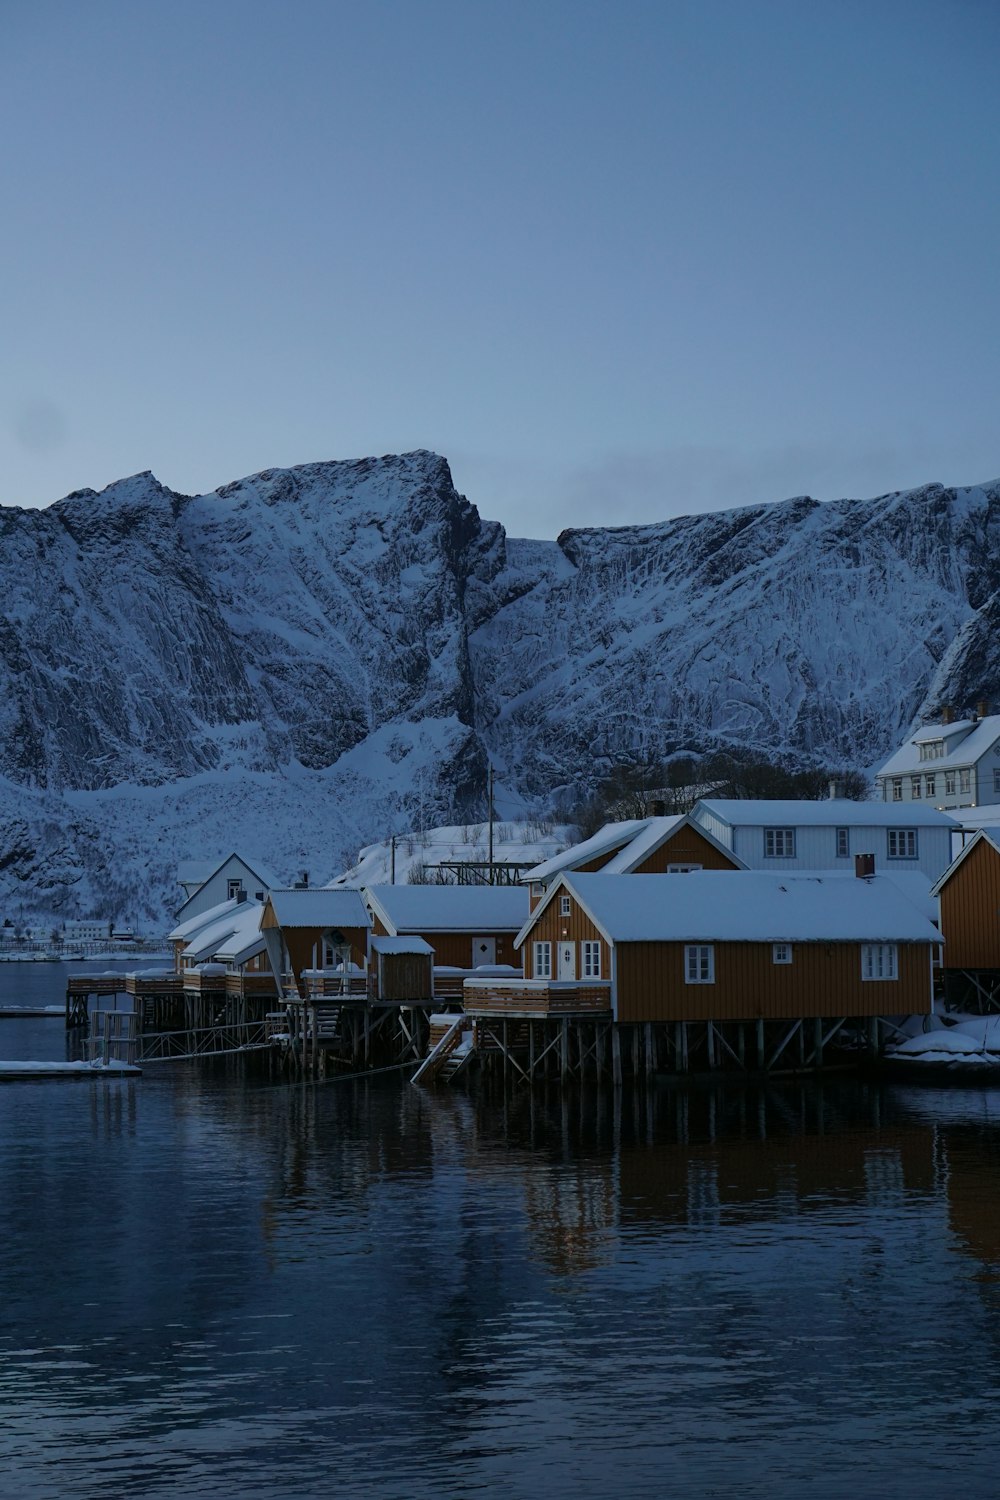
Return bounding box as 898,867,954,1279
2,451,998,925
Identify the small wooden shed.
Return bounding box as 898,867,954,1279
369,936,434,1002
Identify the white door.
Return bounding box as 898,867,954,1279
558,941,576,980
472,936,496,967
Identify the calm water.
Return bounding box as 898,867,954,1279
2,967,1000,1497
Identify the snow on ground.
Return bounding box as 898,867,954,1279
327,820,572,887
887,1012,1000,1068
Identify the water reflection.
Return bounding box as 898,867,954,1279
3,1020,1000,1495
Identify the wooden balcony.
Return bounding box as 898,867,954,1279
462,977,612,1017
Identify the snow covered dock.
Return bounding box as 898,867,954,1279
0,1060,141,1080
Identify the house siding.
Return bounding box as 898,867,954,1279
521,898,609,981
726,824,951,883
632,825,740,873
939,838,1000,970
614,940,931,1023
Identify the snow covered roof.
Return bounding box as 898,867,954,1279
793,870,937,923
877,715,1000,778
533,871,941,946
695,798,957,829
364,884,528,933
600,815,746,874
930,829,1000,896
182,911,242,962
175,852,279,897
370,935,435,955
212,903,268,965
169,896,241,943
522,820,650,882
265,889,370,929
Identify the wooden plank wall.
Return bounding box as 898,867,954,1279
939,838,1000,969
633,825,741,873
615,940,932,1022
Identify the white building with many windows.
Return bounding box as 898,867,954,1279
690,798,957,884
875,714,1000,812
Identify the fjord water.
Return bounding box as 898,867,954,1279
3,971,1000,1498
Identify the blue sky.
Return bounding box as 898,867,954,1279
2,0,998,535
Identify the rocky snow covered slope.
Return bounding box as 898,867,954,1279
1,451,998,925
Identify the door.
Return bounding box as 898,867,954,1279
558,941,576,980
471,936,496,967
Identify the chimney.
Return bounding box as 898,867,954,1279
828,778,842,800
293,870,310,890
978,699,990,720
236,888,247,904
941,705,954,724
651,800,666,817
855,853,875,880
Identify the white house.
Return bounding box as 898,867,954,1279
690,798,957,884
875,712,1000,812
174,853,278,923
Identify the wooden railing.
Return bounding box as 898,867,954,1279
462,978,612,1015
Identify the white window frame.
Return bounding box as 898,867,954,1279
530,882,543,899
772,943,792,965
836,828,849,859
685,944,715,983
533,941,552,979
945,771,956,796
581,940,602,978
227,878,242,900
667,862,702,873
910,775,922,799
861,943,898,981
764,828,796,859
960,768,972,794
887,829,917,860
925,773,936,798
891,778,902,802
993,768,1000,794
559,894,571,917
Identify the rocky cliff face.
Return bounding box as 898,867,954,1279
1,452,998,924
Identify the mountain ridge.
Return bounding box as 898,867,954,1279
2,451,998,924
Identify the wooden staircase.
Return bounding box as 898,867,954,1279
411,1015,474,1086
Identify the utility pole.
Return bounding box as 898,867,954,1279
488,764,495,886
391,834,396,885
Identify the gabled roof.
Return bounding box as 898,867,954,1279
930,829,1000,896
212,903,269,966
600,814,746,874
370,935,435,955
694,798,957,829
522,820,651,882
519,871,941,948
877,715,1000,778
364,884,527,933
264,889,370,929
169,896,241,943
794,869,937,923
174,851,280,918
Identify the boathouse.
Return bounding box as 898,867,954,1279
509,870,939,1022
931,829,1000,1007
362,884,528,970
260,889,371,996
523,814,743,908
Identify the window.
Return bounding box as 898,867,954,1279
533,941,552,979
227,879,242,900
994,769,1000,794
530,882,543,899
925,774,936,798
960,768,972,794
945,771,956,796
891,778,902,802
254,890,265,902
668,863,703,873
685,944,715,983
918,740,944,761
559,895,571,917
861,944,898,981
582,941,601,978
910,775,922,799
836,828,849,859
772,943,792,965
887,829,917,860
764,828,795,858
